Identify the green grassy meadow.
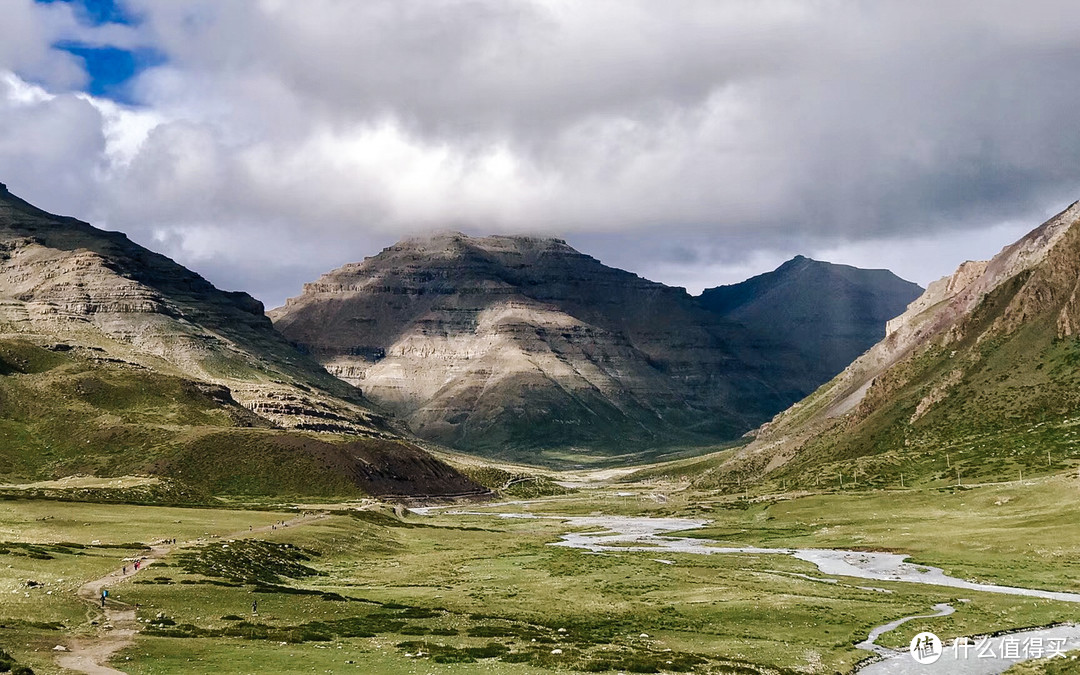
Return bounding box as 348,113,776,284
1,472,1079,674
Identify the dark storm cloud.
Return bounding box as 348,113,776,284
2,0,1080,305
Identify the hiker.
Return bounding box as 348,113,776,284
122,565,127,575
252,599,258,614
100,589,107,608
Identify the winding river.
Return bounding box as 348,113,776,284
416,508,1080,673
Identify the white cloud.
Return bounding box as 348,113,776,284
2,0,1080,306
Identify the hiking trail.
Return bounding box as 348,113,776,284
55,512,329,674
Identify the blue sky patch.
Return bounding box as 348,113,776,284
54,43,165,102
36,0,165,103
37,0,135,26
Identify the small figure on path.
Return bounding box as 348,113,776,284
252,599,258,614
100,589,107,608
122,565,127,575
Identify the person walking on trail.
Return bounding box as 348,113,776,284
101,589,107,608
252,599,258,614
122,565,127,575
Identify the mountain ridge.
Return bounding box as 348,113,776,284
271,232,917,461
0,184,481,497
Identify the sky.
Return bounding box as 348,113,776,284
2,0,1080,308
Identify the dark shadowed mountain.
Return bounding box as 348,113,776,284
699,256,922,380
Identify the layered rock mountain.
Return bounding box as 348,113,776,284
0,183,480,497
0,184,385,434
700,256,922,380
271,233,832,459
710,200,1080,487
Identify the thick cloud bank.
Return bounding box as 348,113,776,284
2,0,1079,304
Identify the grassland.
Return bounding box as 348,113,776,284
0,500,291,673
0,470,1078,674
0,338,482,500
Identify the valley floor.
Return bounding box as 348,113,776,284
2,474,1080,674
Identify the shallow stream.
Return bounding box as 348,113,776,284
414,508,1080,673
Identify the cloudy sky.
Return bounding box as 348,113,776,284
3,0,1080,307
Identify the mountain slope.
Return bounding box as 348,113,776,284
702,201,1080,489
0,183,480,497
699,256,922,379
270,233,815,460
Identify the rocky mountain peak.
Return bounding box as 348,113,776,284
373,231,584,275
778,254,812,268
396,231,573,255
277,230,660,316
699,256,922,382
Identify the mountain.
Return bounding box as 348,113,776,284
699,256,922,380
270,232,823,461
0,182,480,497
703,200,1080,489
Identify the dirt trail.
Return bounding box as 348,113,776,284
55,512,329,675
